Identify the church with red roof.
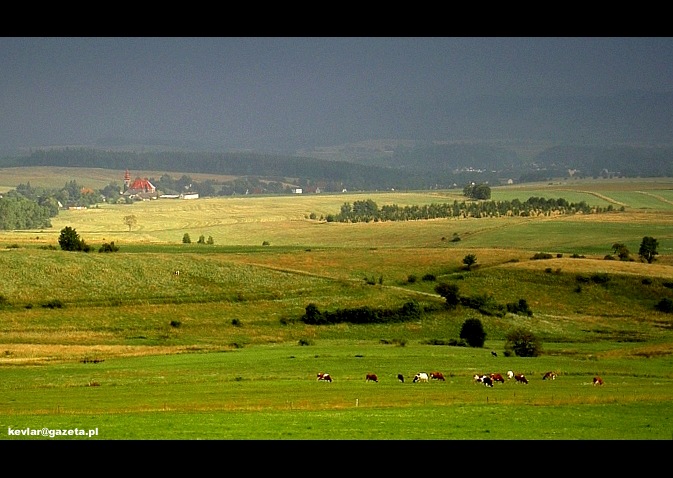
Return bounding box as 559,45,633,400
123,169,157,199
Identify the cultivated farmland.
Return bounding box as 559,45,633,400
1,171,672,439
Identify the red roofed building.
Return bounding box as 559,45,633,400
123,170,157,200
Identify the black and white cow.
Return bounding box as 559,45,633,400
317,372,332,382
413,372,429,383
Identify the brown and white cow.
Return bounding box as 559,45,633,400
430,372,445,381
490,373,505,384
514,373,528,384
317,372,332,382
593,376,604,386
366,373,378,382
543,371,558,380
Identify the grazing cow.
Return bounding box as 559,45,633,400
514,373,528,384
473,374,493,386
397,374,404,383
507,370,514,380
430,372,445,381
593,376,604,386
173,270,180,276
491,350,498,357
413,372,429,383
490,373,505,384
317,372,332,382
366,373,379,383
543,371,558,380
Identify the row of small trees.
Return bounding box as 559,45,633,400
182,233,215,244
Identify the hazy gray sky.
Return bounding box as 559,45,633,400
2,37,673,150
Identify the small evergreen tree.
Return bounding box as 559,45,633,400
58,226,91,252
182,233,191,244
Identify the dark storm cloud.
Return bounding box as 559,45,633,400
1,37,673,151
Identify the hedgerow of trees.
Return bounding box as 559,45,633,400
325,197,612,223
300,301,422,325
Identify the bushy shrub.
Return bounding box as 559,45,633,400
407,275,417,283
531,252,553,260
99,241,119,253
655,298,673,313
422,274,436,281
42,299,64,309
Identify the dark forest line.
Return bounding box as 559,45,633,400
3,143,673,191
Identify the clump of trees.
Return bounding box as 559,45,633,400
504,328,543,357
434,282,532,318
463,182,491,200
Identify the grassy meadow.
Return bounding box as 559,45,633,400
1,169,673,440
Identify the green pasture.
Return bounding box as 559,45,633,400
2,173,673,439
1,343,672,439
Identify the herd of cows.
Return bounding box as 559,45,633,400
317,371,606,386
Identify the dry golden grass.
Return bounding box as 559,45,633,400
499,256,673,279
0,343,227,365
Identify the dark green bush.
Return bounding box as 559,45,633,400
42,299,64,309
459,318,486,348
655,298,673,313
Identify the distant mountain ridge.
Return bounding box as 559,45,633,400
3,90,673,189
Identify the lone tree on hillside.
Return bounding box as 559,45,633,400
58,226,91,252
123,214,137,231
460,318,486,347
462,254,477,270
639,236,659,263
